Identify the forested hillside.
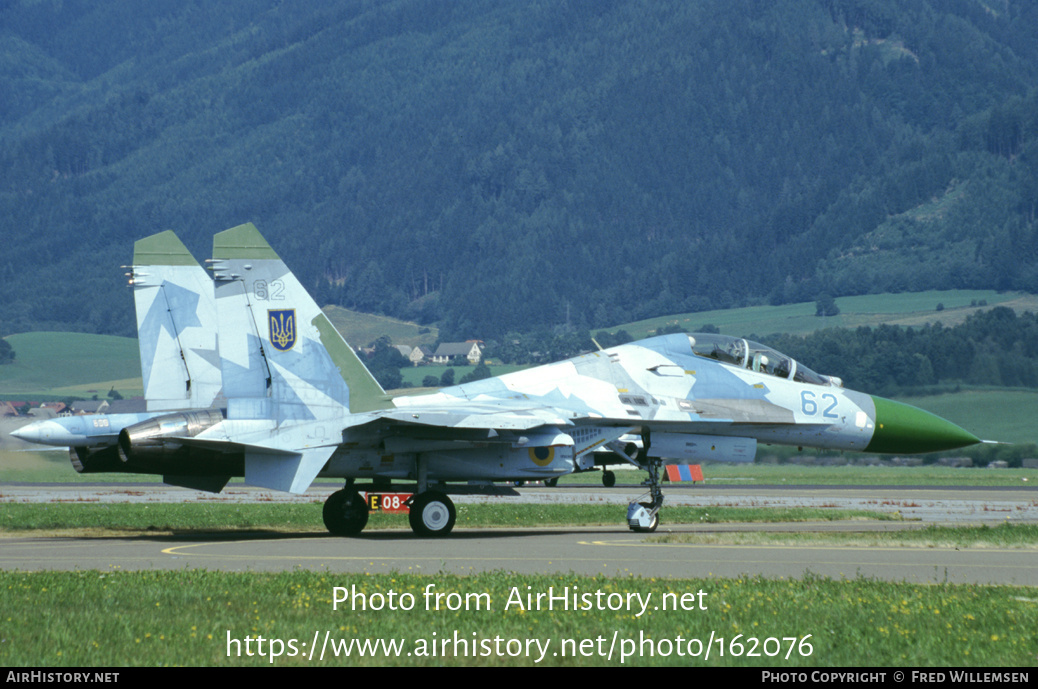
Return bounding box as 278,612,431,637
765,307,1038,396
1,0,1036,339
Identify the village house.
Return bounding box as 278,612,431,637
430,341,483,365
409,345,434,366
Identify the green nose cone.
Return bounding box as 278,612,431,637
866,396,980,454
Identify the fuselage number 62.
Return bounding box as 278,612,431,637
801,391,839,419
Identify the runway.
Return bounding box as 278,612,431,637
2,482,1036,583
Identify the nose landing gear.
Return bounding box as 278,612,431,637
627,458,663,533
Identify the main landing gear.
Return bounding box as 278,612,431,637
407,491,456,537
322,485,457,538
322,489,368,536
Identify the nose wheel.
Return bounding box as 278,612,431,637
627,458,663,533
627,501,659,532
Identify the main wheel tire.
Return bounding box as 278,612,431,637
630,501,659,533
602,470,616,487
323,489,369,536
408,491,456,537
544,477,559,487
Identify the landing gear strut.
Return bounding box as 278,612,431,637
627,459,663,532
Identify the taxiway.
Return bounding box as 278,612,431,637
1,482,1035,583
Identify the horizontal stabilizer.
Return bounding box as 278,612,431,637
162,434,298,457
244,446,336,494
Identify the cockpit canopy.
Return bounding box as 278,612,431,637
687,333,839,387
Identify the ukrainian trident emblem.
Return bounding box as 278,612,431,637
268,309,296,351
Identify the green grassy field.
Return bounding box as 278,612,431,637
0,501,902,535
0,570,1034,666
0,332,142,399
609,290,1034,339
397,362,526,387
2,449,1035,668
322,305,438,348
650,523,1038,548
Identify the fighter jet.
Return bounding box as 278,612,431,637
12,223,981,536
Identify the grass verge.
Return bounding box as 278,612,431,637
0,570,1035,666
0,502,900,535
650,522,1038,549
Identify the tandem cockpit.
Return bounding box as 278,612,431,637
686,333,842,387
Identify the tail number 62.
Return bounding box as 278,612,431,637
801,391,839,418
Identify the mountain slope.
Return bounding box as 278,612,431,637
1,0,1035,338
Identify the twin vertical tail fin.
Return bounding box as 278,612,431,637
208,222,390,423
129,231,223,412
127,223,387,494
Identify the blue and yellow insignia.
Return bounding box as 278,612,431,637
268,309,296,352
528,446,554,467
